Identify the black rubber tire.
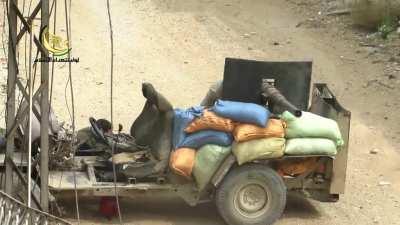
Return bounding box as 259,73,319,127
216,164,287,225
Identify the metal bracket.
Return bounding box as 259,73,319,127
211,154,236,187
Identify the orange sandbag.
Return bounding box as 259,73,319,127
185,109,235,133
169,148,196,179
233,119,285,142
277,157,318,177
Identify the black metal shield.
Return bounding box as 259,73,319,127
222,58,312,110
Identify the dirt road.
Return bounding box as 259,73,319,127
2,0,400,224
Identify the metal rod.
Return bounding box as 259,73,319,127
5,156,42,211
40,0,50,212
13,3,46,56
27,16,33,208
16,79,42,122
6,84,44,140
16,1,41,43
5,0,18,194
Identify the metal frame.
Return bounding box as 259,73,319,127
309,83,351,194
4,0,50,212
0,190,71,225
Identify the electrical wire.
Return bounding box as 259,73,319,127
27,14,33,208
63,0,80,223
49,0,56,111
22,0,29,80
106,0,123,223
1,1,7,59
19,0,33,194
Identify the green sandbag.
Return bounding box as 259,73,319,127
281,111,344,147
193,145,231,190
284,138,337,156
232,138,285,165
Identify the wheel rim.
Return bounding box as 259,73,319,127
233,182,270,218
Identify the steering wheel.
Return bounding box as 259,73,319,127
89,117,108,144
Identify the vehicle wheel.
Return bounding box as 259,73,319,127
216,164,286,225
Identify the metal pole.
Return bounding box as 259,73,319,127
40,0,50,212
5,0,18,194
27,19,33,208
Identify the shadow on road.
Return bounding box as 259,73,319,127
60,193,321,224
60,196,225,225
283,194,321,219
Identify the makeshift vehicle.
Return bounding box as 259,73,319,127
0,58,350,225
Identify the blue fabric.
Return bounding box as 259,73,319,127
0,136,5,149
178,130,233,149
211,100,270,127
172,106,204,149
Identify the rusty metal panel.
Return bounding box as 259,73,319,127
0,190,71,225
309,83,351,194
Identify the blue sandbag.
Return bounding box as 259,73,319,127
172,107,204,149
178,130,233,149
211,100,270,127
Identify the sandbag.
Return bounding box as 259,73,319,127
232,138,285,165
193,145,231,190
172,107,204,149
233,119,285,142
284,138,337,156
185,109,235,133
178,130,233,149
211,100,270,127
169,148,196,179
282,111,344,147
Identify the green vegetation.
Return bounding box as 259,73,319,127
378,14,397,39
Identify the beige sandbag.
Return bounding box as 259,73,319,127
232,138,285,165
233,119,285,142
282,111,344,147
284,138,337,156
185,109,235,133
169,148,196,179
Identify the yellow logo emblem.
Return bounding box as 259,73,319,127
40,26,71,56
